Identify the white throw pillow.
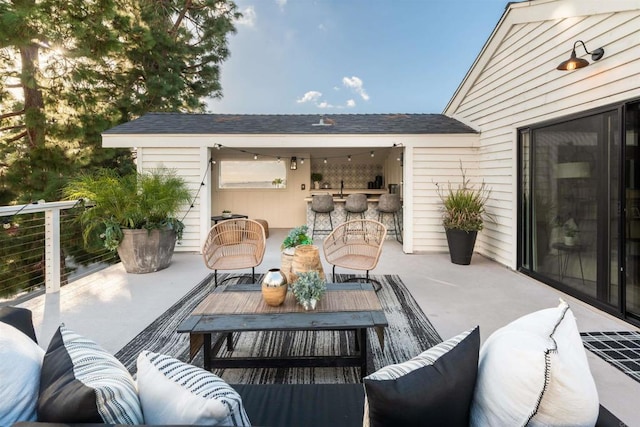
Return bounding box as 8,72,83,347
470,299,599,427
136,350,251,426
0,322,45,425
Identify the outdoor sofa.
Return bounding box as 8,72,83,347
1,305,625,427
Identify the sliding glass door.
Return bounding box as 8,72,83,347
520,107,623,316
625,102,640,320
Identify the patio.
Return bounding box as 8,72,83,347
16,228,640,426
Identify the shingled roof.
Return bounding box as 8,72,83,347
103,113,477,135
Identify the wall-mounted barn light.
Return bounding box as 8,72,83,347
557,40,604,71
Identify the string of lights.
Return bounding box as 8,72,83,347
210,143,403,163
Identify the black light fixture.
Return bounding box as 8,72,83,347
290,156,297,170
557,40,604,71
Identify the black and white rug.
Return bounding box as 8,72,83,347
115,273,442,384
581,331,640,383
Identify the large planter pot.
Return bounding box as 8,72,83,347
445,229,478,265
117,229,177,274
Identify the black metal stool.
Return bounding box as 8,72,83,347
377,193,402,243
311,194,335,238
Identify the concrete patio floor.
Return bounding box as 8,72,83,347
18,228,640,426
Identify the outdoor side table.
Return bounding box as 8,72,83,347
210,214,248,224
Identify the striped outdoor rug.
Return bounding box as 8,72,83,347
115,273,442,384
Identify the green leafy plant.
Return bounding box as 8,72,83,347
272,178,283,187
291,271,326,303
281,225,313,251
563,218,579,237
435,162,492,232
64,168,192,251
311,173,323,182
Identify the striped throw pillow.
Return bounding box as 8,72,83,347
137,351,251,426
363,326,480,427
37,325,143,424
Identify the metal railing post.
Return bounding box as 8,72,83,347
45,208,61,293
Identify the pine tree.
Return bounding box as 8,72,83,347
0,0,240,297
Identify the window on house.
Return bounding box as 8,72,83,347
218,160,287,189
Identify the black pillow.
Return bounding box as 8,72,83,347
0,306,37,343
363,326,480,427
37,325,143,424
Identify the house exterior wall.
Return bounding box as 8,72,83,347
445,0,640,269
407,135,482,253
137,147,204,252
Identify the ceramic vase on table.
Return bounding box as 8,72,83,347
261,268,288,306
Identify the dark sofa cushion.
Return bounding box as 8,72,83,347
232,383,365,427
37,325,143,424
363,326,480,427
0,306,38,343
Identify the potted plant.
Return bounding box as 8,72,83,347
222,209,233,218
272,178,283,188
435,163,491,265
563,218,579,246
281,225,313,282
64,168,192,274
311,173,323,190
291,271,326,310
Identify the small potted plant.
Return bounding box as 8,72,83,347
311,173,323,190
281,225,313,282
281,225,313,255
291,271,326,310
222,209,233,218
272,178,283,188
563,218,579,246
435,162,492,265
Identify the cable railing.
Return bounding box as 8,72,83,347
0,200,119,303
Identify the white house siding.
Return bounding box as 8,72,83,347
137,147,203,252
445,0,640,269
409,135,481,253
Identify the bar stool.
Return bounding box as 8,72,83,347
344,193,368,221
311,194,334,238
377,193,402,243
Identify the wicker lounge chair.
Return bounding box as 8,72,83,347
202,219,266,287
323,219,387,291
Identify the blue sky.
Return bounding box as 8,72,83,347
207,0,509,115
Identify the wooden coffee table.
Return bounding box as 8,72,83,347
177,282,387,379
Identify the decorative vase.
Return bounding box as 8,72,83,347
222,212,232,218
301,298,318,311
291,245,325,282
281,249,295,283
261,268,288,306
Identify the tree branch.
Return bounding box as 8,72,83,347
5,130,27,143
169,0,192,39
0,109,25,120
0,124,25,132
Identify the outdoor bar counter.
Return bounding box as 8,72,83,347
304,189,401,238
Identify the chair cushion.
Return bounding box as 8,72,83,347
37,325,143,424
136,351,250,426
470,299,599,426
363,326,480,427
0,321,45,426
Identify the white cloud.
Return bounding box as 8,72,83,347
296,91,322,104
346,99,356,108
235,6,256,27
342,76,370,101
276,0,287,9
318,101,334,109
